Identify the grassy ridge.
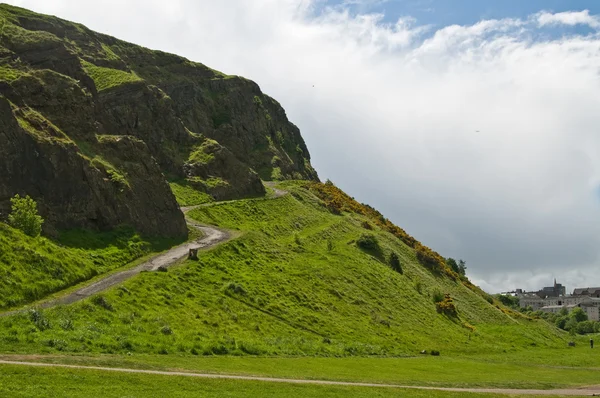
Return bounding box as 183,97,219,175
0,223,182,310
0,183,565,357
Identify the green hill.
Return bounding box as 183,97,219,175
0,181,565,356
0,4,570,361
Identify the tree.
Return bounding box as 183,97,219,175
8,194,43,237
458,259,467,276
446,258,459,273
559,307,569,317
570,307,588,323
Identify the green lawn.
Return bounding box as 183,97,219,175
1,348,598,390
0,363,572,398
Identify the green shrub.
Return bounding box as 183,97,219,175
29,308,50,331
8,194,44,237
414,279,423,294
327,240,334,251
356,234,380,252
432,289,445,304
570,307,588,323
389,252,402,273
435,294,458,317
91,295,114,311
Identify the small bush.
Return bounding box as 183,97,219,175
294,233,302,246
435,294,458,317
8,194,44,237
160,325,173,335
327,240,334,251
225,282,247,296
389,252,402,273
91,295,114,311
432,289,444,304
415,246,443,270
29,308,50,331
357,234,380,252
361,221,373,230
414,279,423,294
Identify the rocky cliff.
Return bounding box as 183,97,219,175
0,4,318,237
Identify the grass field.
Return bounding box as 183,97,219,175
3,363,559,398
1,345,598,390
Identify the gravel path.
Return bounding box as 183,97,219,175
0,184,287,317
0,208,230,317
0,360,598,396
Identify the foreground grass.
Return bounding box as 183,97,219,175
0,364,571,398
1,349,598,390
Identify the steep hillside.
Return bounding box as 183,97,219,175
0,182,565,357
0,4,317,235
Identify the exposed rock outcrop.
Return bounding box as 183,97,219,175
0,4,318,237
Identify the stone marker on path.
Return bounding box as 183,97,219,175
188,248,199,260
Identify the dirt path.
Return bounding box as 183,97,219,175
0,209,231,317
264,181,288,198
0,360,598,396
0,184,288,317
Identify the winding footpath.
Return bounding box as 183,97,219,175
0,183,288,317
0,205,230,318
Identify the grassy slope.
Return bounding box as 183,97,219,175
169,180,214,206
0,223,183,310
0,183,566,357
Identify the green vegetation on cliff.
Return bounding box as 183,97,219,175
80,60,142,91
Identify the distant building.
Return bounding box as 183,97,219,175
538,279,566,298
572,287,600,298
539,298,600,321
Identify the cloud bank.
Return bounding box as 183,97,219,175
6,0,600,293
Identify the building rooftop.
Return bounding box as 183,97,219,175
573,287,600,295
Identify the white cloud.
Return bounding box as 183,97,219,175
5,0,600,293
536,10,600,29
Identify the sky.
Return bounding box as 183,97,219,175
5,0,600,293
